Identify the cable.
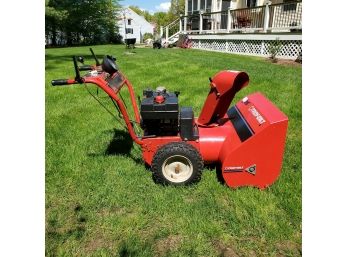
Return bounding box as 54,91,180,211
83,83,142,136
83,83,126,129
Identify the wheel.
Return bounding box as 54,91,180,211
152,142,203,186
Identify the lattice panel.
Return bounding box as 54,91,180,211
226,40,262,55
192,39,302,60
263,40,302,58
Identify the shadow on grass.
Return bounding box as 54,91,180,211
88,128,144,165
118,244,137,257
205,163,226,185
45,52,104,71
105,129,133,156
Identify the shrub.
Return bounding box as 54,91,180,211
143,33,153,42
268,38,282,63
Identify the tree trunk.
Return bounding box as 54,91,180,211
51,22,57,46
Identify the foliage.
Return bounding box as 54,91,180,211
168,0,185,18
152,12,172,27
128,0,185,27
268,38,282,63
128,5,143,16
128,5,153,23
45,0,122,46
46,45,302,257
143,33,153,42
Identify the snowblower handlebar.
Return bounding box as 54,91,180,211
51,56,86,86
50,50,142,145
90,48,101,66
51,79,78,86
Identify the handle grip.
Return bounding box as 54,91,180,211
51,79,77,86
79,65,93,71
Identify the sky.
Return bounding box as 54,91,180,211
120,0,171,14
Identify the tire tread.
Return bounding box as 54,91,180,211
152,142,203,186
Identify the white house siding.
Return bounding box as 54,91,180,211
117,8,154,43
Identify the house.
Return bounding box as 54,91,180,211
117,8,154,44
184,0,301,32
162,0,302,60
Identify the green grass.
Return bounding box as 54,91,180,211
46,45,302,257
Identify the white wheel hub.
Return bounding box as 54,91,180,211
162,155,193,183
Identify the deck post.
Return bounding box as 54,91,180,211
166,26,169,42
199,11,203,34
227,7,232,32
160,26,163,38
179,15,183,33
263,1,271,32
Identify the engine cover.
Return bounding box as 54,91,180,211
140,88,179,136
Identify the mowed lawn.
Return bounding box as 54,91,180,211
45,45,302,257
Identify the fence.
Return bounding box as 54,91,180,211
190,37,302,60
178,1,302,34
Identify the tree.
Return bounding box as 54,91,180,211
45,0,67,45
169,0,185,17
128,5,143,16
129,5,153,23
152,12,171,27
45,0,121,46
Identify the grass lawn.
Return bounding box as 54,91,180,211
45,45,302,257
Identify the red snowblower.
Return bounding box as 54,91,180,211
51,48,288,189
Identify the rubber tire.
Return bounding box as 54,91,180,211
152,142,204,186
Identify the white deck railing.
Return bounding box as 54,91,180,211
161,0,302,40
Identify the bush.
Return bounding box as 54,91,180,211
143,33,153,42
268,38,282,63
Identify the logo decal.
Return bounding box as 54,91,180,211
245,164,256,175
248,106,265,125
224,165,257,175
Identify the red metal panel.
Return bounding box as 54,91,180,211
221,122,288,189
220,93,288,189
198,121,238,163
197,71,249,125
141,137,200,165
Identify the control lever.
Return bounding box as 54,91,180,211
90,48,100,66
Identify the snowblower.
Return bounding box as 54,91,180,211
51,48,288,189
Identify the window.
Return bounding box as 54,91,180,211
206,0,212,12
200,0,205,10
126,28,133,34
189,0,212,14
188,0,192,12
222,0,230,11
193,0,198,10
246,0,257,8
127,19,131,25
283,0,297,11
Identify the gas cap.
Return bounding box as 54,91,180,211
155,95,165,104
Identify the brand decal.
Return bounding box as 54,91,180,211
245,164,256,175
224,166,244,172
248,106,265,125
224,165,257,175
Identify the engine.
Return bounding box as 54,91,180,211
140,86,198,140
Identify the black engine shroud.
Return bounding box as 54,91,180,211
140,88,198,140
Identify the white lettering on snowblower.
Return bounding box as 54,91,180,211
224,166,244,172
248,106,265,125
